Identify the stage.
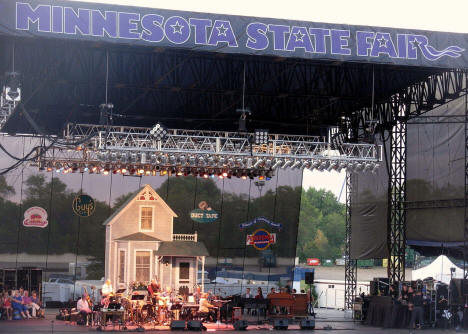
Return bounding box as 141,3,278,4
0,308,448,334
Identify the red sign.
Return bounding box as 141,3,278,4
23,207,48,228
307,258,320,266
246,229,276,250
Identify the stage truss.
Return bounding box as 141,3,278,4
34,123,382,177
344,171,357,310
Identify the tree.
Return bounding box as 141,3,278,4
0,175,15,198
297,187,345,261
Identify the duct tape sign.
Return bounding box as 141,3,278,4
190,201,219,223
246,229,276,251
72,194,96,217
23,207,48,228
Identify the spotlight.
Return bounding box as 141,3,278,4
222,171,228,177
291,160,301,169
120,152,128,163
337,162,347,172
363,162,373,172
254,129,269,145
282,160,292,169
371,163,380,173
253,159,263,169
149,123,168,141
272,159,283,170
121,167,127,174
5,71,21,101
327,161,338,171
103,169,110,175
354,163,363,172
318,161,329,171
300,161,310,170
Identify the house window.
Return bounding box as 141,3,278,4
118,250,126,284
135,251,151,282
140,207,153,231
179,262,190,284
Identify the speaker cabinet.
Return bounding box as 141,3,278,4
187,320,204,331
300,319,315,330
305,271,314,285
234,320,249,330
273,318,289,330
170,320,186,330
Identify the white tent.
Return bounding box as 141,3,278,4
412,255,464,284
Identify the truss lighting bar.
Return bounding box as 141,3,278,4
36,123,382,178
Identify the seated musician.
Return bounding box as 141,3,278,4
101,279,113,307
77,294,92,325
199,293,217,322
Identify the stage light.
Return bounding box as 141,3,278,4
145,170,151,176
282,160,292,169
179,155,186,164
160,170,168,176
121,167,127,174
138,168,145,174
236,158,244,167
363,162,373,172
120,152,128,163
222,171,228,177
318,161,329,171
131,153,137,163
130,168,136,175
203,172,209,178
110,152,117,161
140,153,147,164
272,159,283,170
371,163,380,173
46,166,53,172
253,159,263,168
337,162,347,172
75,145,83,151
103,169,109,175
198,157,205,166
259,175,265,180
241,174,247,180
300,161,310,170
291,160,301,169
177,170,183,176
254,129,269,145
160,155,168,164
327,161,338,171
149,123,168,141
354,163,363,172
5,71,21,101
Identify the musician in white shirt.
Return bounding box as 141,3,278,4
102,279,113,296
77,295,92,325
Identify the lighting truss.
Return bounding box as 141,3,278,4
37,123,382,178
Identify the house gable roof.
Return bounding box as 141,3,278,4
154,241,209,257
103,184,178,226
115,232,162,242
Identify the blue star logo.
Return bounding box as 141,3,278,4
216,24,228,36
294,30,305,42
171,20,183,34
378,37,387,47
410,39,420,49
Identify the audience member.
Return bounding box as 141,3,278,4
1,291,12,320
30,291,44,318
11,290,30,319
255,287,264,299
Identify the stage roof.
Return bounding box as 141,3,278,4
0,0,467,136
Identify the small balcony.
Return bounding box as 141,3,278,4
172,232,198,242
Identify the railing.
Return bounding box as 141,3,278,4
172,233,198,242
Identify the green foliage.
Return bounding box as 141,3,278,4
297,187,345,261
0,175,15,198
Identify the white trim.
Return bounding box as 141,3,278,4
139,205,155,232
133,249,153,284
175,257,194,293
127,241,131,283
118,248,127,284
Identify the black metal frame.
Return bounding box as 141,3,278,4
344,171,357,310
387,117,407,284
465,93,468,281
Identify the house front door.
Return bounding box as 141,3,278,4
175,258,193,294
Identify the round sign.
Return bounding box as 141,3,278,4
72,194,96,217
247,229,276,251
23,207,48,228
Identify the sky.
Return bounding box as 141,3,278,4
69,0,468,33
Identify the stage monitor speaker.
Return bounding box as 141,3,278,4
300,319,315,330
170,320,186,331
369,280,378,296
273,318,289,330
234,320,249,331
305,272,314,285
187,320,204,331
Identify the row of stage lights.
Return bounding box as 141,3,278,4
43,163,274,180
93,151,380,173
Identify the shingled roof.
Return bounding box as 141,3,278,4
154,241,209,257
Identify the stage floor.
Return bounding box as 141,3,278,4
0,309,460,333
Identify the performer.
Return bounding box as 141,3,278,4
199,293,217,322
101,279,113,306
77,294,93,326
147,278,160,296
